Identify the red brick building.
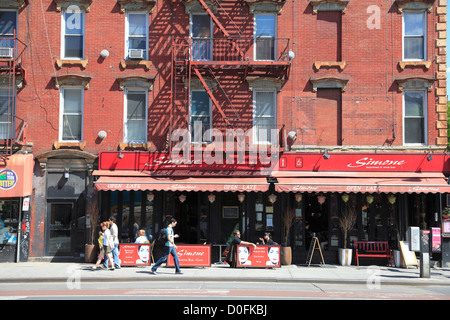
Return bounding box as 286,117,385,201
0,0,448,265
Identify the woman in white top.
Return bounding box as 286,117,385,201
98,221,115,270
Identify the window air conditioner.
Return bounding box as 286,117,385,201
128,49,145,60
0,48,13,59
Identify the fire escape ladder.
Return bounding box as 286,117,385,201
192,67,229,126
205,67,240,122
197,0,245,61
211,0,243,37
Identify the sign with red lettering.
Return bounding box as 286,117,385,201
167,245,211,267
236,245,280,268
98,151,450,174
119,244,151,266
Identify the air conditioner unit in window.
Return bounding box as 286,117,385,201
0,48,13,59
128,49,145,60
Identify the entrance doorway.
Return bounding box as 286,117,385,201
304,194,329,250
171,192,209,244
46,201,75,256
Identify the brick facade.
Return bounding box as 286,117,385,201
4,0,447,260
11,0,446,156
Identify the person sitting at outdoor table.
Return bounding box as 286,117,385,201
226,230,256,268
258,232,277,245
135,229,150,244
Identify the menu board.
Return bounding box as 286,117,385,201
167,245,211,267
236,245,281,268
119,244,151,266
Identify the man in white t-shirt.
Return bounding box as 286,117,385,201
103,217,121,269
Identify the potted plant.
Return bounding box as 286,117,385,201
338,202,356,266
85,194,100,263
281,206,296,265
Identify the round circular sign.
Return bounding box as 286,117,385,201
0,169,17,190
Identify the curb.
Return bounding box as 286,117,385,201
1,275,448,286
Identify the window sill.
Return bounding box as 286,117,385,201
56,59,89,69
119,142,154,151
53,141,86,150
120,59,152,71
398,61,431,70
314,61,346,71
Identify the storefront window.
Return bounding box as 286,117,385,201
0,199,20,262
109,190,154,243
294,199,303,247
255,193,264,232
199,193,209,243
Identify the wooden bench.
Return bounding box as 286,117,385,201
353,241,392,266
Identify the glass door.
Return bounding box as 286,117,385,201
46,201,75,256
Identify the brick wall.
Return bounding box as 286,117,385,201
14,0,446,155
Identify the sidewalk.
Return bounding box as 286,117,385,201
1,262,450,285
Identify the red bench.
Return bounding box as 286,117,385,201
353,241,392,266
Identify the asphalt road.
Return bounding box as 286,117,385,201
1,280,450,300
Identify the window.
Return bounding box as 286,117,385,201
60,87,83,141
125,12,149,60
403,12,426,60
190,14,212,61
124,90,147,143
254,14,276,61
0,88,14,139
0,10,17,54
190,90,211,143
62,9,85,59
253,90,276,144
403,90,426,145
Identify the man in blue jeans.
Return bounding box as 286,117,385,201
150,218,183,274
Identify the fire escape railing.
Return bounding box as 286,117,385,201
0,31,27,156
173,37,291,64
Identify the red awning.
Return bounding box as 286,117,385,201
94,176,269,192
274,172,450,194
0,153,34,198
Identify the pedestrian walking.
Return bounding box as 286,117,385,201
100,221,116,270
104,217,121,269
150,218,183,274
92,231,104,269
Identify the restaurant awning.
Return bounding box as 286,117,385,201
274,172,450,194
94,176,270,193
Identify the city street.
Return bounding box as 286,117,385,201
1,279,450,300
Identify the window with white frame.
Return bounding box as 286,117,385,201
0,10,17,56
190,90,211,143
0,88,14,139
124,90,147,143
403,11,426,60
254,14,276,61
253,90,276,144
403,90,427,145
60,87,83,141
190,14,212,61
62,8,85,59
125,12,149,60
